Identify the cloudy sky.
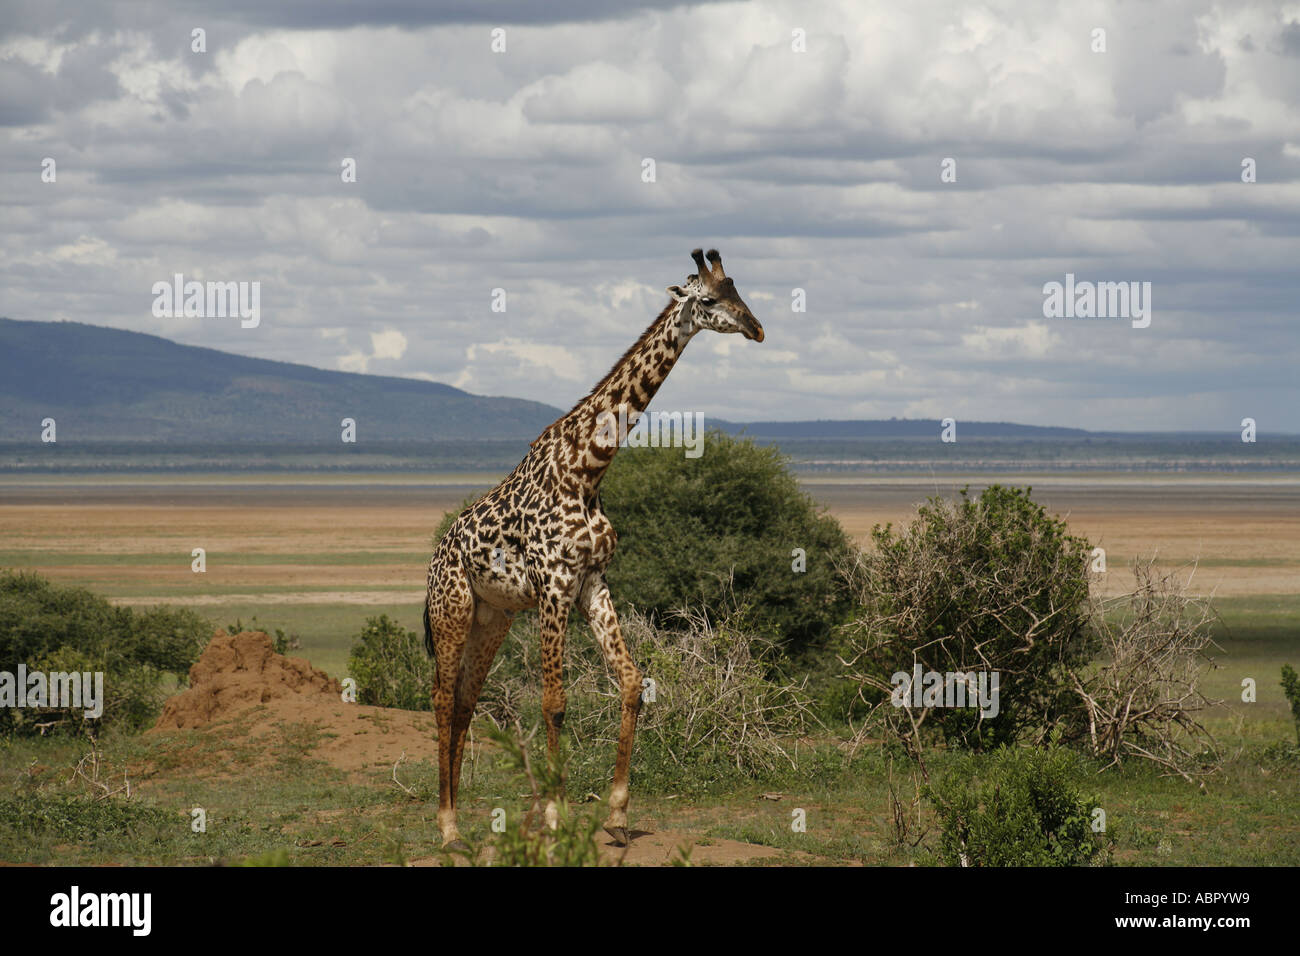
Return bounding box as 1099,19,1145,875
2,0,1297,430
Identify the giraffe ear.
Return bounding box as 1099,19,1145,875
666,285,690,302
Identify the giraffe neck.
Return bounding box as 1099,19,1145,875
550,301,692,497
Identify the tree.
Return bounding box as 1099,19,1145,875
600,430,854,652
1067,559,1222,783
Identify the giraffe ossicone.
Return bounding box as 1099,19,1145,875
423,248,764,848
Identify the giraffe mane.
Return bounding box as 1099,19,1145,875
529,299,678,448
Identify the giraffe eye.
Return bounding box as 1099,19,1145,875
699,296,716,306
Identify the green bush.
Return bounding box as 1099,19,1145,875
601,430,854,653
840,485,1095,749
926,742,1108,866
1282,664,1300,746
346,614,434,711
0,570,210,736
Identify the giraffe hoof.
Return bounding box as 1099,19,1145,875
603,825,630,847
443,838,472,854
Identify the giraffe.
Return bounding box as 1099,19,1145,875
423,248,764,849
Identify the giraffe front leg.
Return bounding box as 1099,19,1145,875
580,576,642,846
538,590,571,831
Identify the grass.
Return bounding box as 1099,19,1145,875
1202,595,1300,725
0,730,435,866
5,726,1294,866
1,592,1296,866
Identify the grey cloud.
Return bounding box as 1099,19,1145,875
0,0,1296,431
0,58,53,125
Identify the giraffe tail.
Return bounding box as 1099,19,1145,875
422,605,435,660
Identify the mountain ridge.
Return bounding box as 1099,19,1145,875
4,317,1266,443
0,317,561,441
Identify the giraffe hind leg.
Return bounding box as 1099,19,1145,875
425,549,474,848
448,603,513,802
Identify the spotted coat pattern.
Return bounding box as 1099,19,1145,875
423,249,763,847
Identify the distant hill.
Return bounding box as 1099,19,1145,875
0,318,563,441
4,319,1283,465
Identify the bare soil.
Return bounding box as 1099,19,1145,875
149,630,438,775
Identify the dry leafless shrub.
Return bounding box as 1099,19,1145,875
1069,557,1223,784
478,604,818,779
595,606,817,776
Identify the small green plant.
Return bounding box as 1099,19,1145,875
925,740,1109,867
0,794,174,841
1282,665,1300,747
346,614,435,711
1258,739,1300,769
272,628,300,655
450,724,609,868
224,618,298,655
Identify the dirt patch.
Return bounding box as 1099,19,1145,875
155,629,342,728
602,829,819,866
149,630,437,775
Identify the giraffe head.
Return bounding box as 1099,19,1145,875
667,248,764,342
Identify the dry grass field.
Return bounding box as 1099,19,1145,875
4,475,1296,605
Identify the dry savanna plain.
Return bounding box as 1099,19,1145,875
1,473,1297,866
